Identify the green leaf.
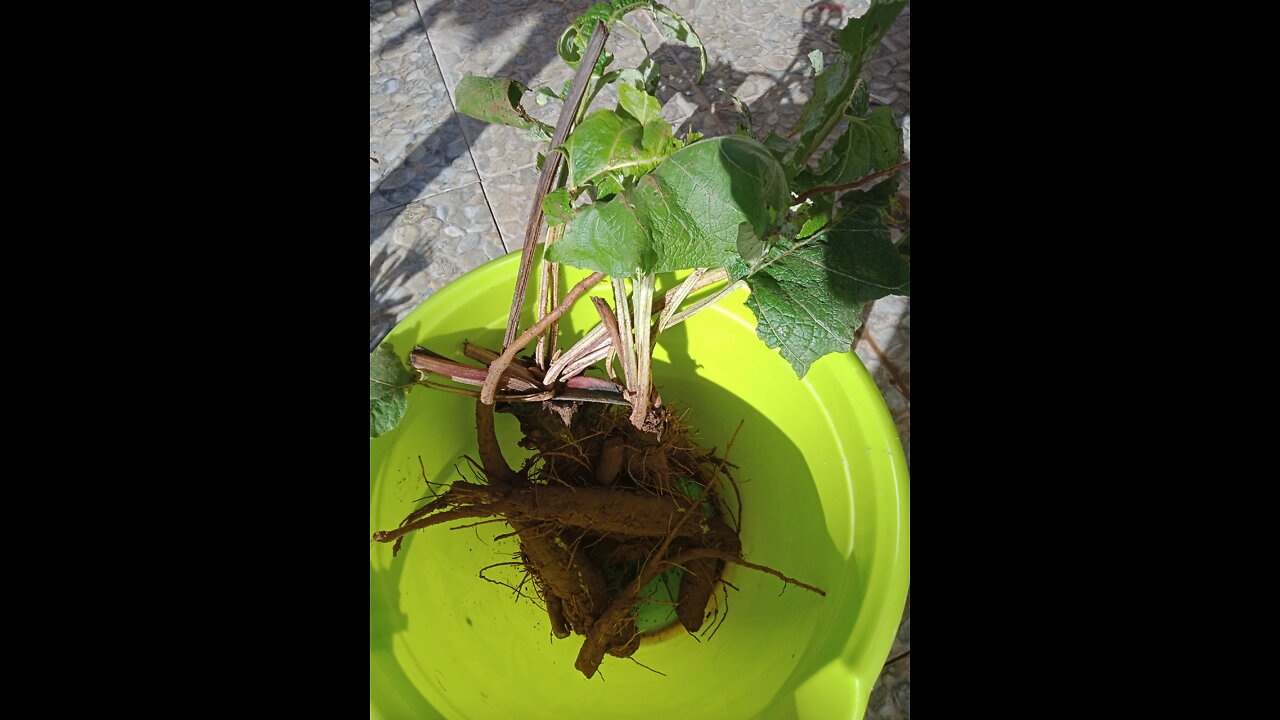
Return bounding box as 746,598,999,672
370,343,417,438
617,83,663,125
612,58,661,95
797,191,835,238
641,119,673,153
834,0,909,66
781,0,906,177
560,109,664,188
594,174,625,199
543,188,575,225
454,74,554,140
676,130,704,149
760,131,793,164
533,86,562,106
728,196,909,378
736,221,765,266
549,135,790,277
848,77,870,117
812,106,902,186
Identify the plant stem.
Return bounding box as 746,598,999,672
545,269,730,385
482,272,606,406
665,279,745,329
657,268,705,332
502,21,608,350
535,223,567,367
629,273,656,428
612,278,636,394
544,325,608,386
791,161,911,206
589,296,631,389
557,344,612,383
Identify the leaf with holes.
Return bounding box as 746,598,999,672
454,74,554,141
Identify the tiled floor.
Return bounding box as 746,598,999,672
371,1,910,716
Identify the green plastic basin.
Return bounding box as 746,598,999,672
370,252,910,720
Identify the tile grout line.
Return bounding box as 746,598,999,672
370,178,483,217
368,161,537,219
413,0,510,254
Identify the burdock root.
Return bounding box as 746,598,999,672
372,400,823,678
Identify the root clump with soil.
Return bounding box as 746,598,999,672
373,383,790,678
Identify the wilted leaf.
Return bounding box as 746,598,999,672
558,2,703,79
455,74,554,140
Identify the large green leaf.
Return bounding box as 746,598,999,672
781,0,906,177
370,343,418,438
810,106,902,187
454,74,554,140
560,109,665,189
548,135,790,277
729,190,908,377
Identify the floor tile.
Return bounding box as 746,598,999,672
477,164,541,251
370,1,481,204
424,0,593,179
369,182,506,349
856,295,911,465
866,651,911,720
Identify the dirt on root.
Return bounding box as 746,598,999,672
373,397,819,678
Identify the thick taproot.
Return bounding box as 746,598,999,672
446,481,698,538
